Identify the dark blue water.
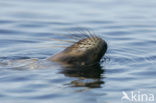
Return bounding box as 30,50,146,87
0,0,156,103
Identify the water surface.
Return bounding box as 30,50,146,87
0,0,156,103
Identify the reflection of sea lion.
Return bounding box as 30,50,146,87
48,35,107,67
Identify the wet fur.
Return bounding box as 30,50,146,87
48,32,107,67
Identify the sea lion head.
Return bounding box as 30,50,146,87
48,35,107,67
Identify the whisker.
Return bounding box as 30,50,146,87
67,31,84,40
86,29,94,37
77,30,90,38
51,38,76,43
71,33,85,39
81,30,95,42
54,42,72,44
51,45,68,48
32,44,68,48
52,32,67,37
51,32,80,41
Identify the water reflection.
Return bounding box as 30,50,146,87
61,64,105,88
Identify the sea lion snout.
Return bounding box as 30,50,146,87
48,36,107,67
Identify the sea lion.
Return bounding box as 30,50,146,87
0,34,107,70
0,33,107,88
48,35,107,67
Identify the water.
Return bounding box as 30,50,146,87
0,0,156,103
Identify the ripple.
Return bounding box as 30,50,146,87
106,31,132,36
26,93,62,100
131,70,156,77
0,20,16,24
105,68,128,74
0,29,24,35
107,77,135,81
84,20,114,25
0,74,31,83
